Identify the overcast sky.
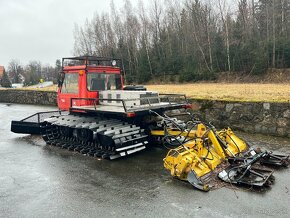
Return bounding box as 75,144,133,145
0,0,147,68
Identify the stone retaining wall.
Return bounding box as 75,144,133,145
0,89,289,137
0,89,57,106
190,100,290,138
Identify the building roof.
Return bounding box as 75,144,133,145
0,66,4,79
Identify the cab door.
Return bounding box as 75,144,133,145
58,72,79,110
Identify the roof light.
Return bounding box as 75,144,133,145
112,60,117,66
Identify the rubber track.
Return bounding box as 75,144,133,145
41,114,148,160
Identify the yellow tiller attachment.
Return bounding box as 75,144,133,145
152,123,249,191
217,128,248,156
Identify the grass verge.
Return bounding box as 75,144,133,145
146,83,290,103
2,83,289,102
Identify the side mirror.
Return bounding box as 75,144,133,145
58,72,65,88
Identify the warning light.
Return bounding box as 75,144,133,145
127,112,136,118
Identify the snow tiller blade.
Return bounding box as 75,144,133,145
187,171,210,192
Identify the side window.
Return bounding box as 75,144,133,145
61,73,79,94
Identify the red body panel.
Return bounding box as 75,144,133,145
58,65,123,111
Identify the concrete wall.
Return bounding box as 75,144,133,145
190,100,290,138
0,89,57,106
0,89,289,137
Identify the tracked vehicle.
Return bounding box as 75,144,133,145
11,56,289,191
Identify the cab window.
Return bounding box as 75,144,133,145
61,73,79,94
87,73,122,91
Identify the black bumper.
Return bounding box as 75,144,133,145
11,121,42,135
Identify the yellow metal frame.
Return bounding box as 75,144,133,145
152,124,248,187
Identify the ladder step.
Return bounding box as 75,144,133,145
115,135,148,148
116,141,148,152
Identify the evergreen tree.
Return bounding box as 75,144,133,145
1,70,12,88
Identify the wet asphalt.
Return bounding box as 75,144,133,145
1,103,290,218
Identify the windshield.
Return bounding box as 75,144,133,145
87,73,122,91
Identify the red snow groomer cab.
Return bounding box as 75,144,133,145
58,57,125,111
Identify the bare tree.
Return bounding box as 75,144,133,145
218,0,231,72
7,59,23,83
24,61,42,86
72,0,290,82
138,0,153,76
185,0,212,72
272,0,276,68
